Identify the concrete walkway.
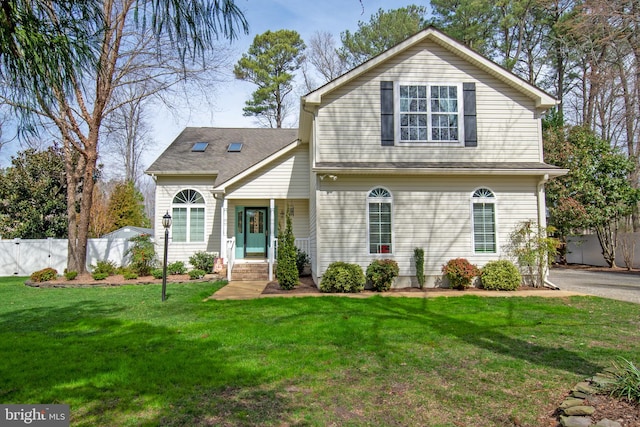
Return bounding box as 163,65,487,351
208,281,582,301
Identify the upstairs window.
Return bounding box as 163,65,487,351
471,188,496,253
368,187,393,254
172,189,205,243
398,83,461,143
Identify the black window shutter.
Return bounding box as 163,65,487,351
380,81,394,146
463,82,477,147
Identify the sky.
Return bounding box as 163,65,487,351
147,0,418,165
0,0,419,171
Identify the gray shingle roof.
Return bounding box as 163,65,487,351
146,127,299,186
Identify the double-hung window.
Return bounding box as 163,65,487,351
398,83,462,143
368,187,393,254
472,188,496,253
172,189,205,243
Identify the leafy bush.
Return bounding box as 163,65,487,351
366,259,399,292
189,251,216,273
92,272,109,280
600,358,640,403
151,268,164,279
295,247,310,276
189,269,206,280
167,261,187,275
64,270,78,281
276,210,298,290
91,259,116,276
442,258,480,290
480,260,522,291
30,267,58,283
127,234,156,276
319,262,365,293
414,248,425,289
123,271,138,280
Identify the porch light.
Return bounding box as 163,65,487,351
161,211,172,302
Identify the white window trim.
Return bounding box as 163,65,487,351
366,186,394,256
171,189,206,243
470,187,499,255
394,81,464,147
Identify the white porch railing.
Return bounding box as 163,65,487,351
226,237,236,282
273,238,310,258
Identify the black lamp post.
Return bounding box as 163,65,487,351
161,211,172,302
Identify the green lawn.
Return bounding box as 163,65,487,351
0,277,638,426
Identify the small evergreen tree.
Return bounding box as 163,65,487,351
276,208,298,290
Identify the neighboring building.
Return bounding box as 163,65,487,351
100,226,153,240
146,27,566,287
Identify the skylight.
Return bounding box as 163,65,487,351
191,142,209,152
227,142,243,152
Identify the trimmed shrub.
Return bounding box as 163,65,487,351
295,247,310,276
189,251,216,273
92,272,109,280
189,269,206,280
123,271,138,280
276,210,299,290
127,234,157,276
151,268,164,279
319,262,365,293
414,248,425,289
480,260,522,291
167,261,187,275
91,260,116,276
442,258,480,290
366,259,399,292
30,267,58,283
64,270,78,281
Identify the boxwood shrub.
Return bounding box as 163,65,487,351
480,260,522,291
366,259,399,292
320,262,365,293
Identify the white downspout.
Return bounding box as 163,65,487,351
537,174,559,289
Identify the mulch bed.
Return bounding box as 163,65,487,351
262,275,549,295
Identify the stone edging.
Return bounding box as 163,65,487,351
557,371,622,427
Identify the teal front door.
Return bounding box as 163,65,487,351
245,208,267,257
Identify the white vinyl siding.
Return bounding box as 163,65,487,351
226,146,309,199
315,175,539,287
314,39,541,163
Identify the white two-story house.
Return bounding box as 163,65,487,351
146,27,565,287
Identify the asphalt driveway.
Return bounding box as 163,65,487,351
548,267,640,304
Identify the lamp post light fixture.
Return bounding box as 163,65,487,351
161,211,172,302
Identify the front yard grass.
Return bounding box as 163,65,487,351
0,276,638,426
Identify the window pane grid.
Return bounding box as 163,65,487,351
369,202,392,254
473,203,496,253
172,208,187,242
399,84,459,142
190,208,205,242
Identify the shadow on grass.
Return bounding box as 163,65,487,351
361,295,604,376
0,301,297,426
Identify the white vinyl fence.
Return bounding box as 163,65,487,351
0,238,142,276
566,233,640,268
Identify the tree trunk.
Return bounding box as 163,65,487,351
595,222,618,268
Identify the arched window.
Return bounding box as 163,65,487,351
172,189,205,242
472,188,496,253
368,187,393,254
